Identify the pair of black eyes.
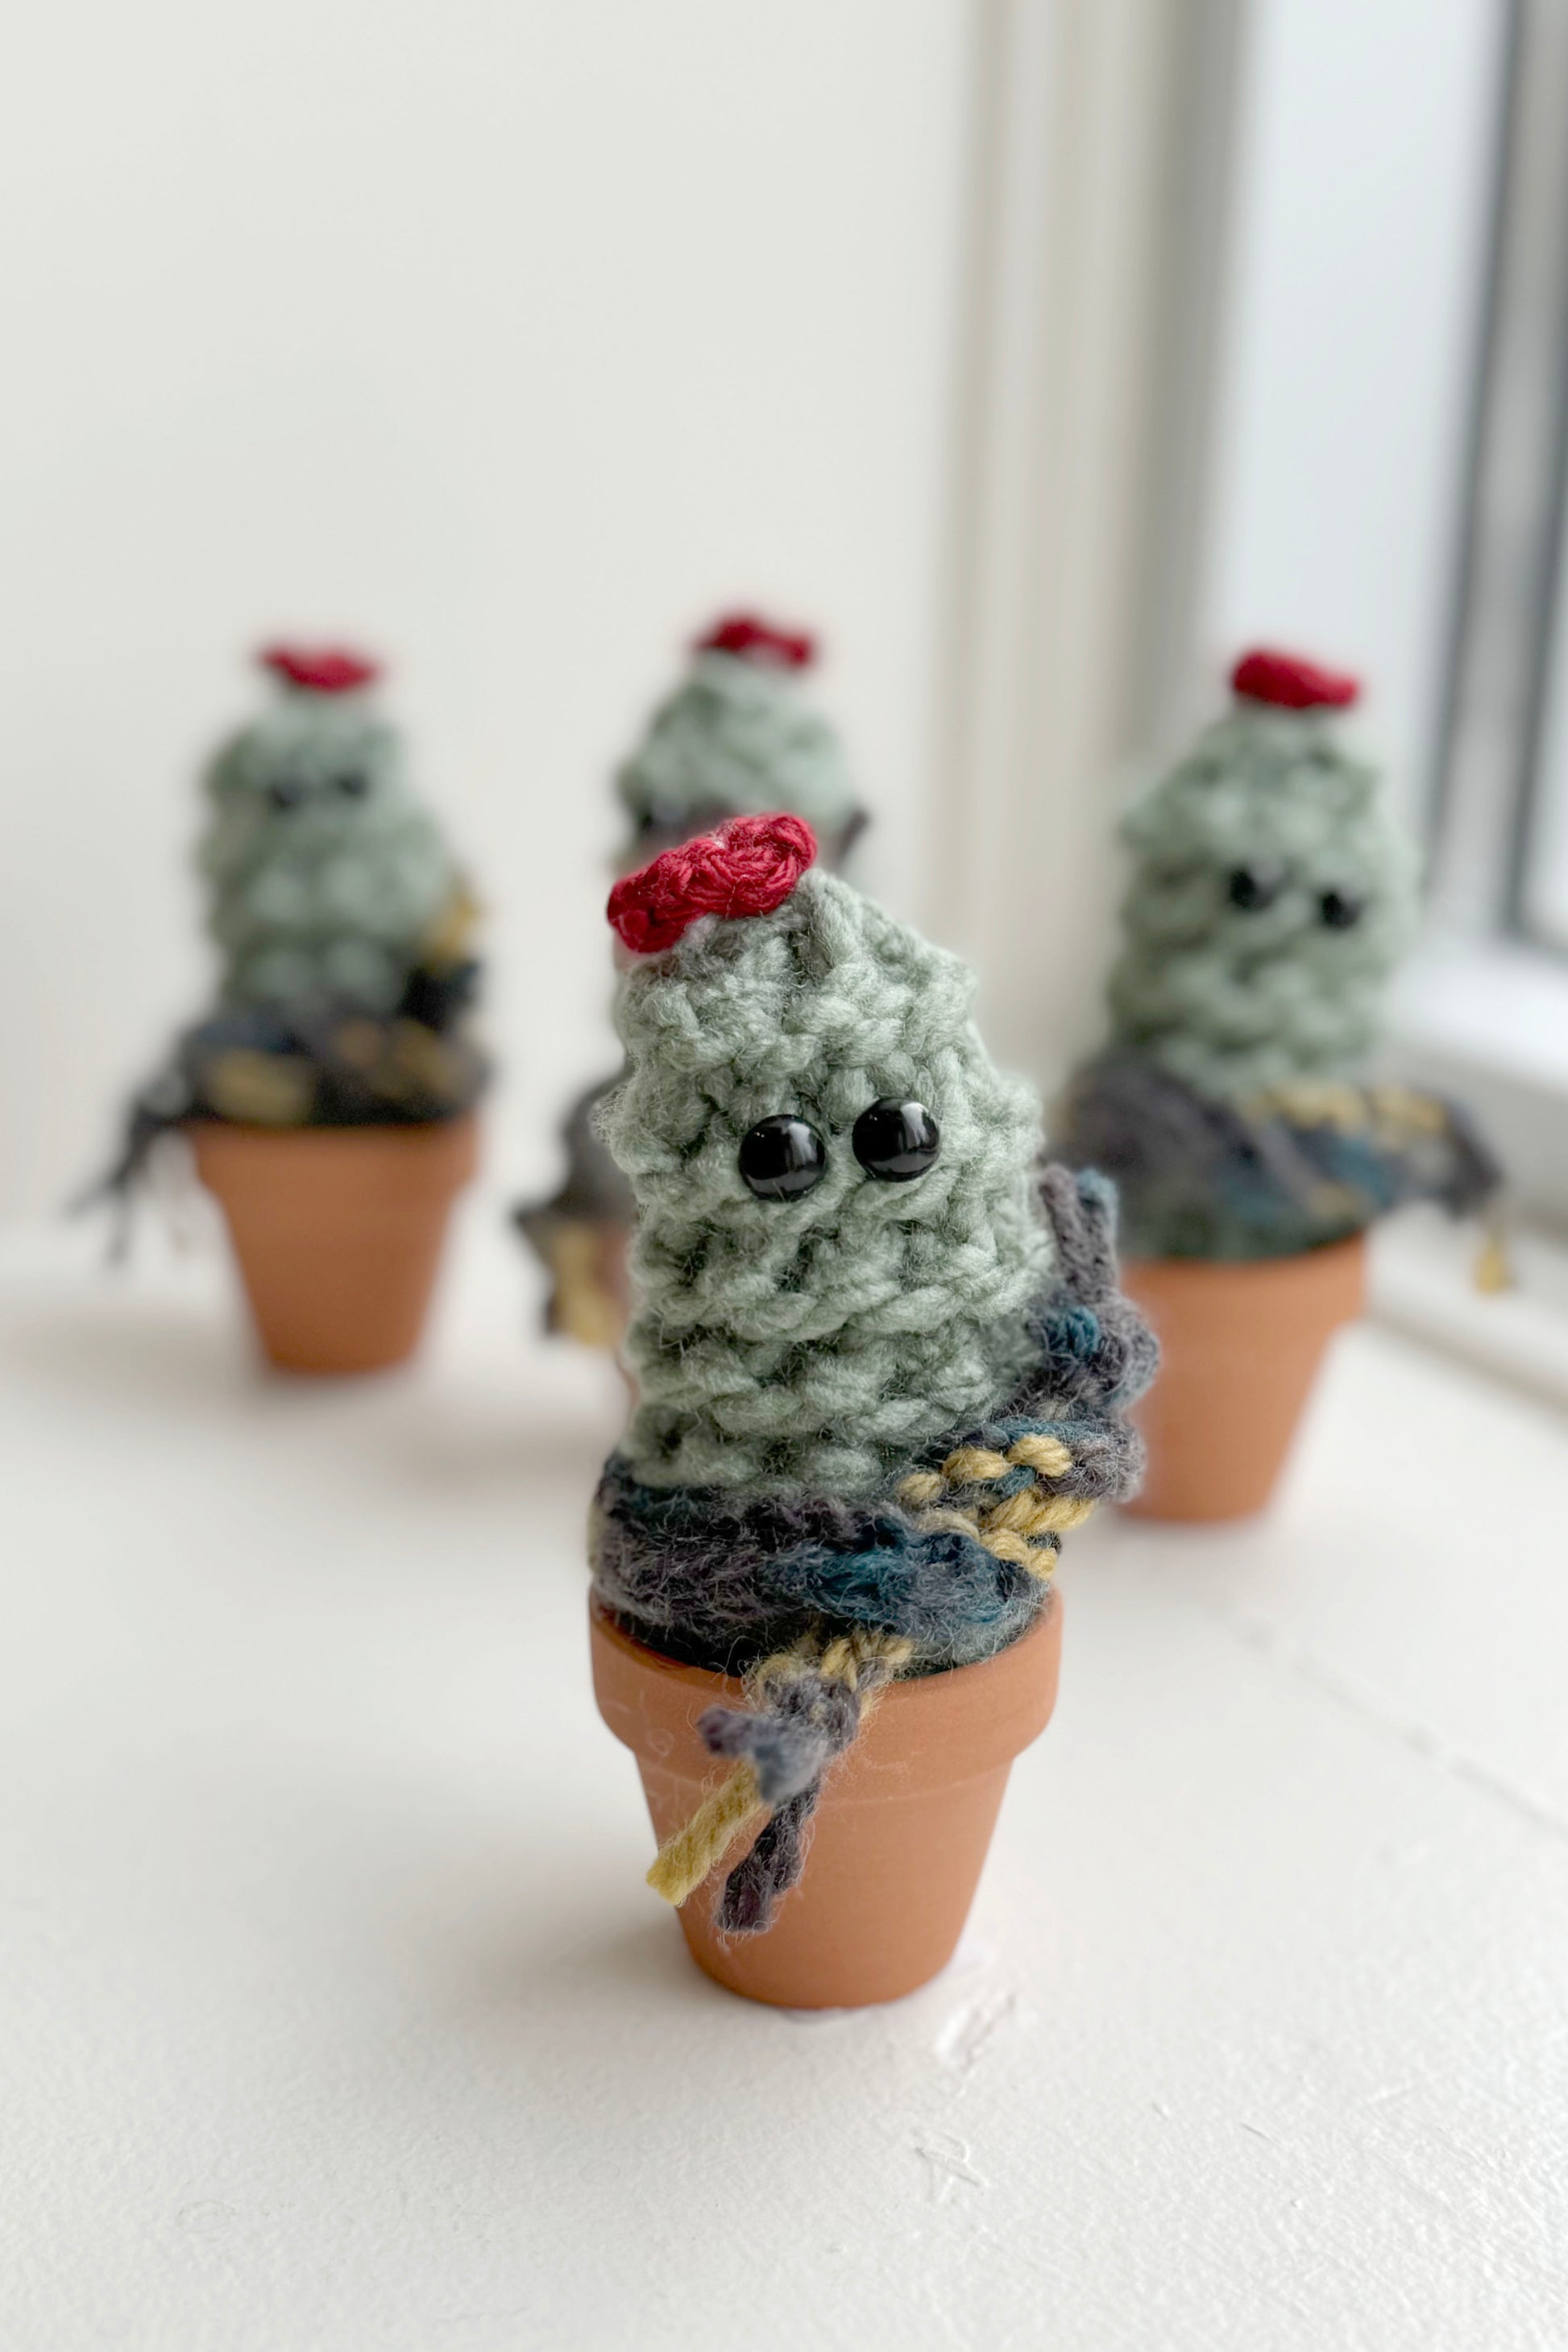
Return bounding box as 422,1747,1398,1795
1226,867,1363,929
739,1099,940,1201
267,772,370,811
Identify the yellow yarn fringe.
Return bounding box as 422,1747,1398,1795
646,1761,765,1907
1006,1432,1073,1479
1474,1219,1513,1295
895,1469,944,1507
645,1625,914,1909
642,1423,1085,1914
895,1429,1086,1582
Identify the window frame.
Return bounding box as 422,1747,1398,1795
1397,0,1568,1227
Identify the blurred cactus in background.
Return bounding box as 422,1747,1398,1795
517,612,869,1349
89,645,484,1230
201,645,463,1015
614,612,867,871
1105,649,1418,1098
1056,651,1500,1261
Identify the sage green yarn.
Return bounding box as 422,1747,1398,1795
1105,705,1419,1099
615,649,862,847
199,688,457,1014
603,870,1052,1499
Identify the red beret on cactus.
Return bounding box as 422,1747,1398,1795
1230,647,1360,711
608,813,818,954
259,643,382,694
695,612,817,670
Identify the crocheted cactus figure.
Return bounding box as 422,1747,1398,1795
88,645,485,1220
591,816,1156,1936
604,819,1050,1498
201,644,459,1015
1105,648,1417,1099
614,612,866,868
1057,649,1500,1259
516,613,871,1345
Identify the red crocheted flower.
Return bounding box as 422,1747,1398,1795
608,813,818,954
694,612,816,670
259,643,382,694
1230,647,1360,711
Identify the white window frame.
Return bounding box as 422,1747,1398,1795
1396,0,1568,1230
923,0,1250,1102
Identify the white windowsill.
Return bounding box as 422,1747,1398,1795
1392,930,1568,1095
2,1205,1567,2346
1371,1205,1568,1416
1389,931,1568,1229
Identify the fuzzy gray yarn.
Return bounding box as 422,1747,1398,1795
700,1676,860,1808
699,1673,865,1934
713,1790,819,1934
602,870,1052,1499
592,1462,1049,1674
1056,1051,1503,1260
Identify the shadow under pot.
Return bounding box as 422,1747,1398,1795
189,1114,479,1375
1118,1234,1368,1521
589,1592,1061,2011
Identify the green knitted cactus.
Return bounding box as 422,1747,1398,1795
199,647,458,1014
1105,652,1418,1100
1048,652,1506,1263
603,832,1051,1499
615,616,865,861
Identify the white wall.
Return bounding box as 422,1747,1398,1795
1203,0,1505,816
0,0,969,1216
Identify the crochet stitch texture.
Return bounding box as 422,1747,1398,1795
1056,659,1501,1260
1106,703,1417,1101
201,666,458,1016
616,645,863,853
591,824,1155,1933
88,651,484,1230
517,622,867,1337
603,867,1052,1498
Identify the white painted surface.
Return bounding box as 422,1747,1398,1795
1372,1204,1568,1416
0,0,968,1217
1205,0,1505,815
3,1195,1566,2350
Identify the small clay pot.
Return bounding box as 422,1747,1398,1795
189,1114,479,1375
1120,1234,1367,1521
590,1594,1061,2010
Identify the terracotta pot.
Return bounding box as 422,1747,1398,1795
189,1114,479,1375
590,1594,1062,2010
1121,1234,1367,1522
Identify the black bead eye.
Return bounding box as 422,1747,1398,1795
1319,888,1363,930
1227,865,1284,911
738,1114,826,1201
335,769,369,799
852,1097,940,1182
267,778,306,811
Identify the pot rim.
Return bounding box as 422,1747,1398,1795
590,1587,1062,1797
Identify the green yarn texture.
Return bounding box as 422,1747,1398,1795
1105,705,1418,1099
199,687,457,1015
603,870,1052,1499
615,649,863,851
